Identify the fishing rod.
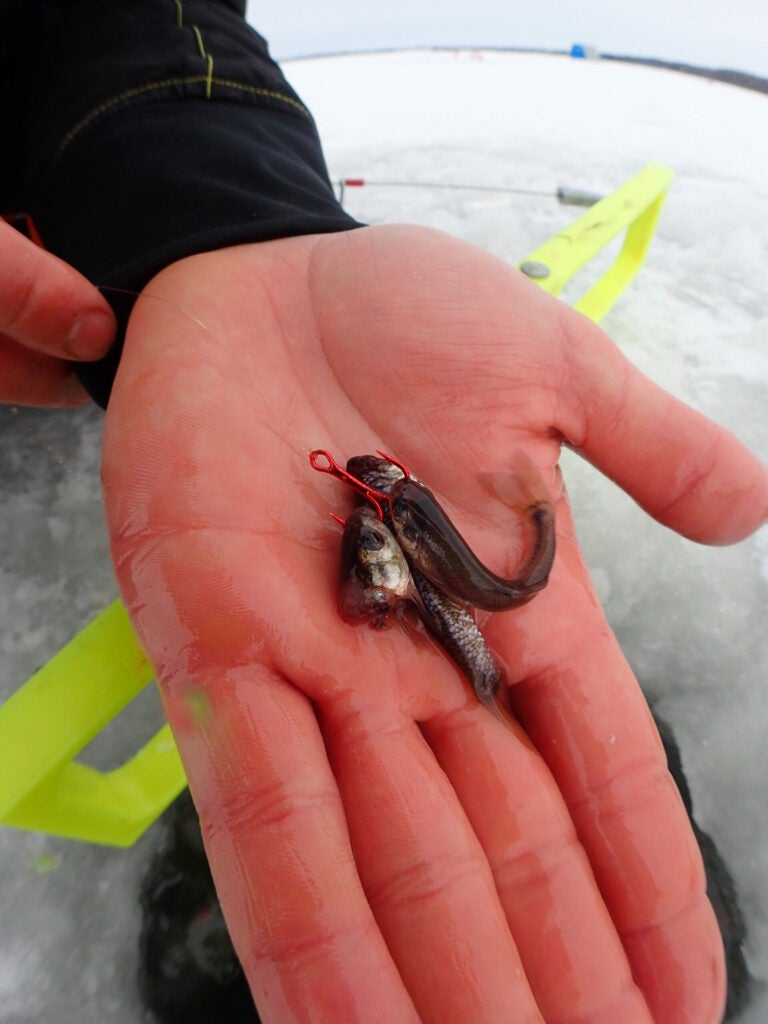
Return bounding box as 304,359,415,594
335,177,602,207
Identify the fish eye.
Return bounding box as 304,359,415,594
400,524,419,546
360,528,385,551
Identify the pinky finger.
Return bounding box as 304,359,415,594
0,334,89,407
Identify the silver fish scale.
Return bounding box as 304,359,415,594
414,573,502,704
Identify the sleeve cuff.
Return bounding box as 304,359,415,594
21,1,359,407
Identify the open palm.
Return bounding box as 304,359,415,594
102,226,767,1024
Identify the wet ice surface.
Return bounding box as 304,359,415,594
1,51,767,1022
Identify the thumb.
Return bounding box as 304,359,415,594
554,307,768,544
0,219,115,361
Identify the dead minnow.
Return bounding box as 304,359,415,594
338,506,414,628
347,456,506,712
347,454,555,612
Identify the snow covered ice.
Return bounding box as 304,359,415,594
1,50,766,1022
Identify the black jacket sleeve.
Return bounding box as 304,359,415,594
3,0,360,407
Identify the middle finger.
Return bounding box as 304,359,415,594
320,691,545,1024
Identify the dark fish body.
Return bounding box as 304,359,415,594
389,477,555,611
347,457,509,708
338,453,553,717
347,454,556,612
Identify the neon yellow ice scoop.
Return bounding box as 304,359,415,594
0,161,674,847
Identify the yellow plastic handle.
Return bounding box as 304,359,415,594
519,161,674,322
0,601,186,846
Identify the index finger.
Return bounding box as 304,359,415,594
0,219,115,360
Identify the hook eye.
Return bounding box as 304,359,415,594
309,449,336,473
309,449,388,520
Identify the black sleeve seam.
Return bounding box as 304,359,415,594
54,75,313,165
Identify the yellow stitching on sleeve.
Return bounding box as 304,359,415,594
191,25,213,98
205,54,213,99
191,25,206,60
55,77,312,159
173,0,183,27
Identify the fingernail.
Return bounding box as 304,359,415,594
65,309,115,359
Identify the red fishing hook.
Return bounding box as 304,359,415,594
374,450,411,480
309,450,389,520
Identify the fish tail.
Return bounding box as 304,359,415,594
517,499,556,590
478,453,557,591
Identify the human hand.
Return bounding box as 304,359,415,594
102,226,768,1023
0,218,115,406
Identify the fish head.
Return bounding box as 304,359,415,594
346,454,405,494
338,506,412,623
